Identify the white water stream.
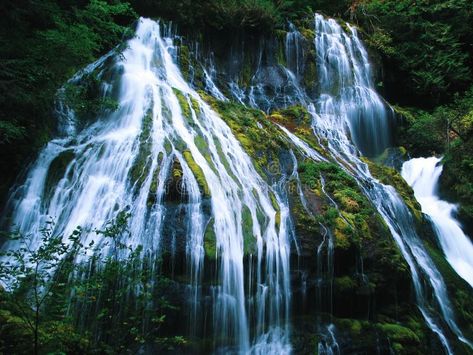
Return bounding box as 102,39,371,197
402,156,473,288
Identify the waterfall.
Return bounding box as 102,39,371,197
2,18,292,353
307,14,471,353
234,13,471,353
314,14,391,157
2,10,472,354
402,156,473,288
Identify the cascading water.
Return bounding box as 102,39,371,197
220,13,471,353
2,18,292,353
313,14,392,158
402,156,473,288
308,14,472,353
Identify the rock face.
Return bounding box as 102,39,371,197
2,14,472,354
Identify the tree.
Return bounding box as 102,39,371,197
0,221,83,355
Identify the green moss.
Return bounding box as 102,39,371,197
424,240,473,341
242,206,256,255
303,53,317,89
190,96,200,114
170,160,181,179
129,108,154,188
276,41,286,67
269,191,279,211
164,138,173,154
363,158,423,221
336,318,372,337
334,189,362,213
269,105,328,159
182,150,210,197
300,28,315,41
204,219,217,259
173,87,192,122
296,159,407,282
199,91,288,177
372,146,407,167
268,191,282,228
380,323,420,353
179,45,190,80
272,105,311,125
334,276,357,293
333,216,352,249
193,134,205,152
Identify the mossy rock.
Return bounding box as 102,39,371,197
333,216,353,250
272,105,311,125
303,53,317,89
198,90,288,177
379,323,420,354
163,157,185,202
44,149,75,203
242,205,256,255
334,275,357,293
204,218,217,259
373,146,407,169
299,28,315,41
363,158,423,222
182,150,210,197
423,239,473,343
179,44,190,81
129,108,154,188
269,107,328,159
172,87,193,124
291,197,323,255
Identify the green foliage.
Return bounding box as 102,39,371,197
0,120,26,144
396,87,473,232
0,212,186,354
66,212,185,352
0,221,84,355
207,0,289,30
441,135,473,234
132,0,289,31
356,0,473,106
364,27,395,57
0,0,136,201
63,73,119,121
396,107,445,156
131,0,351,32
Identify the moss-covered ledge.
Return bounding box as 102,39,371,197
362,157,423,222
